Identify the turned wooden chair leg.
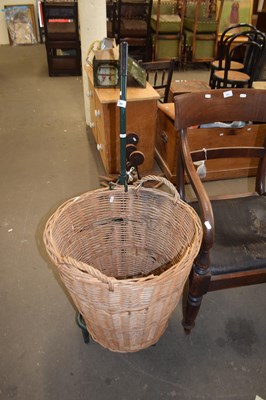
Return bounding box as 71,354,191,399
182,254,211,334
182,291,205,334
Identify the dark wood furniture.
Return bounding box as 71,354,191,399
140,59,176,102
254,0,266,32
174,88,266,333
106,0,117,38
116,0,153,61
256,11,266,32
42,1,81,76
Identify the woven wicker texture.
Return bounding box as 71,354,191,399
43,176,202,352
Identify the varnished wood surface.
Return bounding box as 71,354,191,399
177,87,266,334
169,80,210,99
86,64,158,174
214,69,250,82
86,65,160,103
157,102,175,120
155,101,266,182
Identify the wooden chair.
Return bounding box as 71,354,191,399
116,0,153,61
150,0,185,65
183,0,224,65
140,58,176,102
209,23,258,87
174,89,266,334
211,35,264,88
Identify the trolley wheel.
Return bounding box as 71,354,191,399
126,132,139,145
126,144,137,159
76,312,90,344
129,150,145,167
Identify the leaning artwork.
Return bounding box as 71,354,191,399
218,0,252,34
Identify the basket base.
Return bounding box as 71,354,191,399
75,312,160,351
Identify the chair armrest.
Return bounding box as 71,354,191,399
180,128,215,251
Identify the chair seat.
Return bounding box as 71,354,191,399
193,196,266,275
211,59,244,71
151,33,181,59
152,1,177,15
184,17,217,33
185,30,216,60
214,69,250,84
120,19,148,37
150,14,181,33
185,30,216,45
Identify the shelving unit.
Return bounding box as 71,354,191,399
42,1,81,76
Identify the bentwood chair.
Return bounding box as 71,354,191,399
174,89,266,334
211,36,264,88
209,23,258,87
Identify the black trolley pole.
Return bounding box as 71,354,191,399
118,42,128,191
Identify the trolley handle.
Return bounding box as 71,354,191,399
135,175,180,204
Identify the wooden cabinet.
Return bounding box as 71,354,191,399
86,65,160,175
155,102,266,183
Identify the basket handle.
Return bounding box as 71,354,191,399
136,175,180,203
60,256,115,292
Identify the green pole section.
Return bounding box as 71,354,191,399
118,42,128,191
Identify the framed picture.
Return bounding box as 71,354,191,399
4,4,37,45
218,0,253,34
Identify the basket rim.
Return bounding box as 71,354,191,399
43,177,203,291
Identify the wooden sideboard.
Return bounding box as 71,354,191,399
86,65,160,175
155,102,266,183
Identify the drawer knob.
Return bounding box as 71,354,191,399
89,122,95,128
97,143,103,151
95,109,101,117
86,90,92,97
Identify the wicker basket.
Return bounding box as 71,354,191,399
43,175,202,352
